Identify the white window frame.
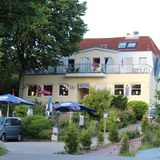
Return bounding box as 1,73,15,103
58,84,69,97
131,84,141,96
118,42,127,49
114,84,124,95
27,84,39,97
43,84,53,96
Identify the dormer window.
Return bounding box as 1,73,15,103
118,42,137,49
118,42,127,49
127,42,137,48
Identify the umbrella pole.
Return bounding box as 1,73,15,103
69,107,72,124
7,102,9,117
69,112,71,124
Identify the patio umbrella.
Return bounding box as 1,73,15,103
53,101,96,112
38,90,52,95
52,101,96,123
0,94,35,116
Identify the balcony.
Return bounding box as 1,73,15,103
25,63,152,76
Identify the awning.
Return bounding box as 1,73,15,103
77,83,90,89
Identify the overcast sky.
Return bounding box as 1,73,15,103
80,0,160,48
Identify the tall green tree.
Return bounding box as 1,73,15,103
0,0,45,35
0,0,87,94
0,0,46,94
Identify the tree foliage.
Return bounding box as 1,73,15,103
82,88,113,119
0,0,44,35
128,101,148,120
0,0,87,93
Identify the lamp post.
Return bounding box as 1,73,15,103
103,112,108,141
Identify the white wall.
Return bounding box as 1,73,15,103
117,51,154,66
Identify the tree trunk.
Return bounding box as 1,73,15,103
18,71,25,98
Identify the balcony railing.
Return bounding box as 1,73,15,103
25,63,152,75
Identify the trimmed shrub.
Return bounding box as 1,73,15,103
118,109,137,128
120,134,129,155
142,127,160,148
94,119,104,146
80,129,92,150
141,116,152,134
141,116,160,147
127,108,137,124
27,118,52,139
125,130,140,140
15,105,28,117
39,129,52,140
97,131,104,146
87,120,98,137
108,122,119,143
106,109,118,130
118,111,129,128
64,124,79,154
58,120,69,141
32,106,45,115
111,95,128,110
22,115,52,139
22,115,42,137
128,101,148,120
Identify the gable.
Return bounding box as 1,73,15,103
75,47,117,64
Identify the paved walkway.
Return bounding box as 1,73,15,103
4,121,160,160
1,122,142,160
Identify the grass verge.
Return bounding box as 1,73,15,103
0,147,8,156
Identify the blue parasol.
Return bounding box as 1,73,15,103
53,101,96,123
0,94,35,116
53,101,96,113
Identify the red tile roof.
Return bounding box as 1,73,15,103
79,36,160,56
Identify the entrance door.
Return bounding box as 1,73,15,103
79,88,89,100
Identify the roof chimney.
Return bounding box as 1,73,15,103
133,31,139,35
125,31,139,39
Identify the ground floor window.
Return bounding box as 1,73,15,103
59,84,69,96
79,88,89,99
43,85,53,96
28,84,53,96
114,84,124,95
28,85,37,96
131,84,141,95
